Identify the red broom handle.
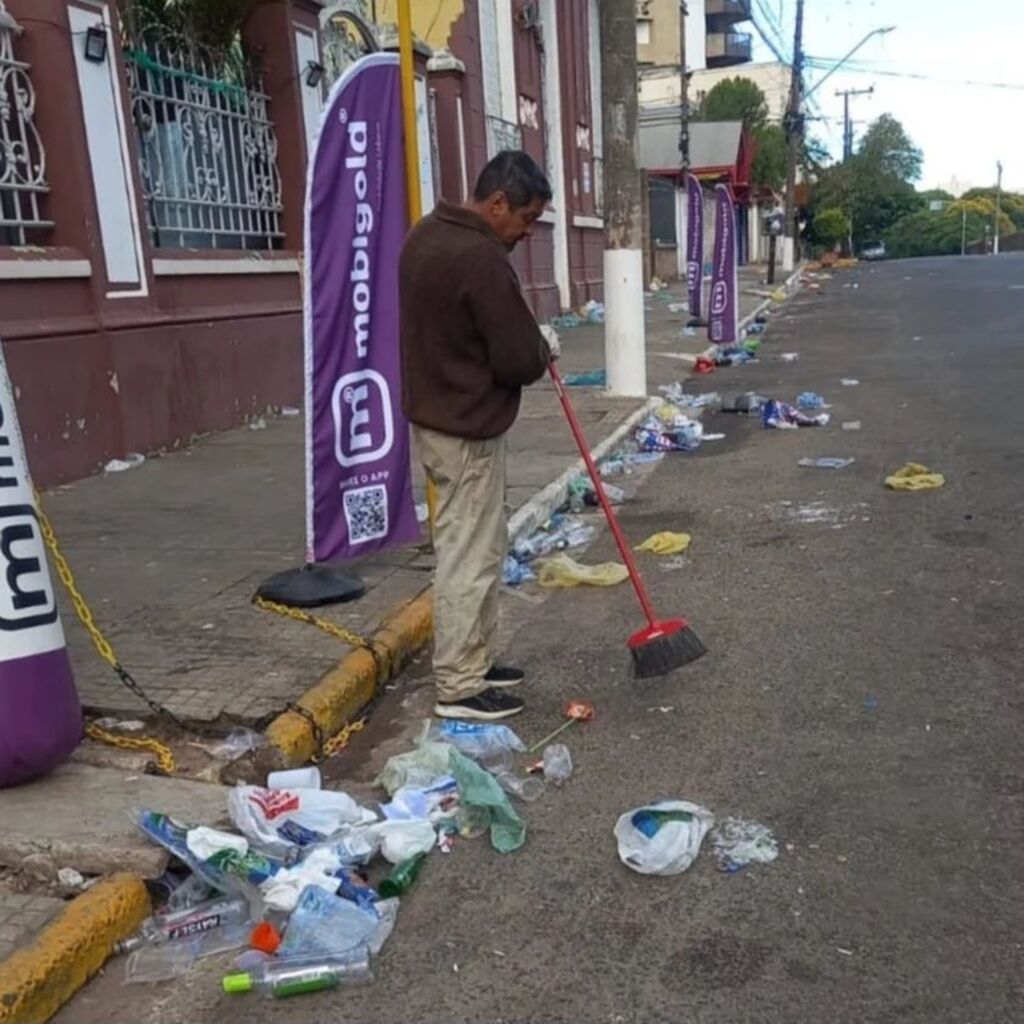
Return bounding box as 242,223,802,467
548,362,658,628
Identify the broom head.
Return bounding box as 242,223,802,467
629,618,706,679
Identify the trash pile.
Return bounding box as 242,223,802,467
548,299,605,331
635,409,704,453
562,369,606,387
761,399,830,429
122,716,585,998
502,513,597,585
614,803,777,878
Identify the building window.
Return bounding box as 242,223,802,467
0,3,52,246
636,19,652,46
479,0,521,157
124,21,283,250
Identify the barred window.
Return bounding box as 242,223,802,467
0,2,52,246
124,22,283,250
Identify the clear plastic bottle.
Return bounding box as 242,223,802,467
222,949,372,998
124,922,251,983
542,743,573,786
116,895,250,954
493,767,544,802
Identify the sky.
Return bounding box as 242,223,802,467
747,0,1024,194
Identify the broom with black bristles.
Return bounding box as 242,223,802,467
547,359,706,677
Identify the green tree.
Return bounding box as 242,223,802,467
857,113,923,182
884,199,1015,259
751,123,787,191
813,207,851,249
695,77,769,131
694,78,786,190
809,114,924,249
961,187,1024,230
128,0,267,51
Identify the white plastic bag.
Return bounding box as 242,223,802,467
228,785,377,858
614,801,714,876
371,819,437,864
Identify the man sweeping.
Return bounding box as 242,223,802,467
400,150,560,721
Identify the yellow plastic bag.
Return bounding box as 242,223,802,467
537,553,629,589
635,531,692,556
885,463,945,491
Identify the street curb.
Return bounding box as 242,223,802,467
506,396,660,545
0,874,149,1024
738,264,805,331
261,396,658,770
263,589,435,770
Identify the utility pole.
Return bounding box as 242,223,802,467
677,2,690,285
994,160,1003,255
782,0,805,273
960,205,967,256
835,85,874,160
679,2,689,172
600,0,646,396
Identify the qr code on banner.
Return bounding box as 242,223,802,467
344,484,389,544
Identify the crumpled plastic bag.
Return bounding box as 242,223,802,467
885,462,945,491
259,847,348,912
635,532,692,556
186,826,248,862
371,818,437,864
538,553,628,589
709,817,778,872
449,749,525,853
228,785,377,858
614,800,714,876
375,740,454,796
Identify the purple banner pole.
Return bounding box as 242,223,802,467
685,173,704,320
305,53,419,563
708,183,739,345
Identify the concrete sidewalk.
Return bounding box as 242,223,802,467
42,263,774,727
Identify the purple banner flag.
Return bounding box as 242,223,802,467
305,53,418,563
685,173,703,319
708,183,738,345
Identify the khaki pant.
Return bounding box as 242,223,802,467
414,426,507,702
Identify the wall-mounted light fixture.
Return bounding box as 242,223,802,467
304,60,325,88
84,24,108,63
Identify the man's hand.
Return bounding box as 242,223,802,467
539,324,561,362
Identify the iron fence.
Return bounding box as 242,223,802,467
124,24,283,250
0,2,51,246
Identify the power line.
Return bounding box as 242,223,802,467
748,11,790,66
751,0,789,59
804,59,1024,91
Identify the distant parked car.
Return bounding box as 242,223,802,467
860,241,886,261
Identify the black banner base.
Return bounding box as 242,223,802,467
256,564,365,608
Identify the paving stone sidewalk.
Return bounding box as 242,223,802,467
0,889,64,962
42,265,772,726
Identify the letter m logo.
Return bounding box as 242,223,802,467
0,505,57,631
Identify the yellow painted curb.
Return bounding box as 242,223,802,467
265,588,435,768
0,873,150,1024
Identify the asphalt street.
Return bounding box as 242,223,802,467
58,254,1024,1023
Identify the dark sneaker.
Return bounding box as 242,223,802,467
484,664,525,687
434,687,525,721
